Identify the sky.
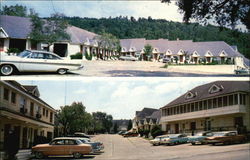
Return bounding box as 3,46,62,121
1,0,183,22
17,78,236,119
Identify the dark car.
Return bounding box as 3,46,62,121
204,131,246,145
123,132,139,137
188,131,214,145
74,137,104,153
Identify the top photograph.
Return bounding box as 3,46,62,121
0,0,249,77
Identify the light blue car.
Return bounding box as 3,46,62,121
161,134,189,145
188,131,214,145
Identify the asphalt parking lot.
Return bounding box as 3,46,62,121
24,134,250,160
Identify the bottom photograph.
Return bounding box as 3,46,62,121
0,79,249,160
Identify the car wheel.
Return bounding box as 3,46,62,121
34,151,44,159
73,152,82,158
191,142,196,145
57,68,67,75
0,64,15,76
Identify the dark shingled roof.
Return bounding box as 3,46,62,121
0,15,97,44
162,81,250,108
4,81,54,110
137,108,158,119
0,15,32,39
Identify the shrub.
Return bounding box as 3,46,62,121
70,52,83,59
150,125,164,138
143,129,150,138
7,48,20,54
85,52,93,60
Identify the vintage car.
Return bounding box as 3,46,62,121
161,134,189,145
150,135,169,146
188,131,214,145
234,68,250,75
0,50,83,75
74,137,104,153
119,55,138,61
31,137,92,158
123,132,139,137
204,131,246,145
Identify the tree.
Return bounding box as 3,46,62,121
143,44,153,61
92,112,113,133
29,13,70,48
57,102,93,135
150,125,164,138
0,5,27,17
127,120,132,131
161,0,250,30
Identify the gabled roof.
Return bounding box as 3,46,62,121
23,85,40,97
67,25,97,44
3,81,55,110
161,81,249,108
120,38,145,52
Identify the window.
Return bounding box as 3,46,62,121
30,102,34,116
191,103,194,112
234,94,238,105
20,96,26,109
203,100,207,109
187,104,191,112
65,140,76,145
195,102,198,111
3,88,9,101
223,96,228,106
240,94,246,105
43,108,45,116
218,97,223,107
51,140,64,145
50,112,53,123
213,98,217,108
199,101,203,110
208,99,212,109
229,95,234,106
183,105,186,113
11,92,16,104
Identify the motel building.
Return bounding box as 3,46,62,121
0,81,56,149
160,81,250,135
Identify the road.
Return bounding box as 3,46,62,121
1,61,249,77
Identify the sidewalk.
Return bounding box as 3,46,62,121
0,149,31,160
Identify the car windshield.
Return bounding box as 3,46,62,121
17,50,31,58
213,132,226,136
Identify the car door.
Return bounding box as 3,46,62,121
44,139,65,156
64,139,78,155
19,52,47,71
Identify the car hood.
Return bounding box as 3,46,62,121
32,143,50,148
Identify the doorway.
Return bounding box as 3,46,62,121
53,43,68,57
175,124,179,133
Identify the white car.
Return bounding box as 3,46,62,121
0,50,84,75
119,55,138,61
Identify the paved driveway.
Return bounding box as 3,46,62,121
2,61,248,77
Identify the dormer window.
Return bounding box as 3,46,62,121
209,84,223,94
185,91,196,99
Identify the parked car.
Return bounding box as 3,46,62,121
0,50,84,75
150,135,169,146
74,137,104,153
188,131,214,145
161,134,189,145
72,132,91,138
234,68,250,75
31,137,92,159
118,131,126,135
123,132,139,137
119,55,138,61
204,131,246,145
162,57,171,63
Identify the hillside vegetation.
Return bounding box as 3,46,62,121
65,16,250,59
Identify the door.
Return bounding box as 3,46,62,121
14,126,21,148
45,139,65,156
175,124,179,134
22,127,28,148
204,120,211,131
3,124,11,150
